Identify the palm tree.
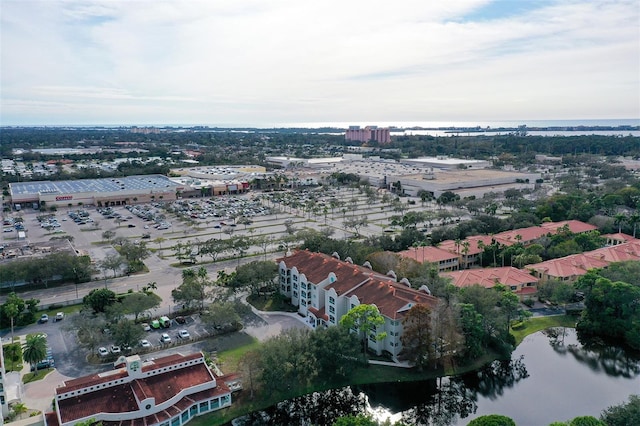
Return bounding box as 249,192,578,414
23,334,48,372
628,212,640,238
477,240,486,267
613,213,627,233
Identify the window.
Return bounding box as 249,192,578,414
301,291,306,298
510,286,517,291
301,282,307,289
329,315,335,323
329,296,335,304
190,405,198,416
301,300,307,306
293,282,298,290
350,304,355,309
181,411,190,422
200,402,208,413
293,291,298,297
293,275,298,282
329,306,335,314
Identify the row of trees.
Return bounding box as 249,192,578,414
0,252,93,290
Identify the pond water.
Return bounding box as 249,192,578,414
233,328,640,425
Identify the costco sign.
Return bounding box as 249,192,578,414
55,195,73,201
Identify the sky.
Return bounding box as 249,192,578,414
1,0,639,127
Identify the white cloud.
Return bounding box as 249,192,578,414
1,0,638,125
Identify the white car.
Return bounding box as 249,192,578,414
159,333,171,344
140,339,152,348
178,329,190,339
110,345,121,354
141,322,151,331
98,347,109,357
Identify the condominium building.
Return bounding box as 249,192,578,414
345,126,391,144
277,250,438,358
44,353,232,426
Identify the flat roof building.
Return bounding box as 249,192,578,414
8,175,187,208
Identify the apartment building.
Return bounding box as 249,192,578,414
278,250,438,357
345,126,391,144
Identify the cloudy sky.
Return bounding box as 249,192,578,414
1,0,639,127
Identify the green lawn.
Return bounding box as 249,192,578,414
23,368,52,384
246,294,297,312
511,315,577,346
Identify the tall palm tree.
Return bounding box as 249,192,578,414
613,213,627,233
23,334,48,372
628,212,640,238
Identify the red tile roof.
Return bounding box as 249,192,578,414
398,246,458,263
281,250,438,320
527,254,610,279
586,242,640,263
344,278,438,320
54,353,222,425
602,233,638,243
495,226,549,244
278,250,387,296
438,235,496,256
540,220,598,234
308,306,329,321
442,267,538,289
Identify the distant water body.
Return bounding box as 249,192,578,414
282,119,640,137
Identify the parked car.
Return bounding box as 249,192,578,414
55,312,64,321
98,347,109,357
39,314,49,323
150,320,161,329
175,316,186,324
178,329,190,339
110,345,121,354
140,339,152,348
160,333,171,344
141,322,151,331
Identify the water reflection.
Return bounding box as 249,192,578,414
235,329,639,425
545,327,640,379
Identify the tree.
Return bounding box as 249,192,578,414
238,350,262,400
172,267,212,312
339,304,387,360
200,301,241,331
22,334,48,371
112,319,145,350
228,260,278,296
4,298,19,339
120,291,161,321
400,304,433,370
68,311,105,354
83,288,117,313
577,277,640,350
467,414,516,426
101,230,116,241
309,326,363,381
99,253,126,278
600,394,640,426
118,241,150,272
613,213,627,233
333,414,379,426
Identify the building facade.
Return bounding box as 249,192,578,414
44,353,232,426
345,126,391,144
278,250,438,358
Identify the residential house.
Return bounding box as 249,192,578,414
278,250,438,357
442,267,539,300
527,254,610,282
603,233,638,246
44,352,232,426
397,246,459,271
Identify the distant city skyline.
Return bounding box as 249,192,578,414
1,0,639,126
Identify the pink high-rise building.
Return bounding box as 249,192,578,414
345,126,391,144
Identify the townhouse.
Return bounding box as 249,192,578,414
278,250,438,358
442,267,539,300
397,246,459,272
44,353,232,426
